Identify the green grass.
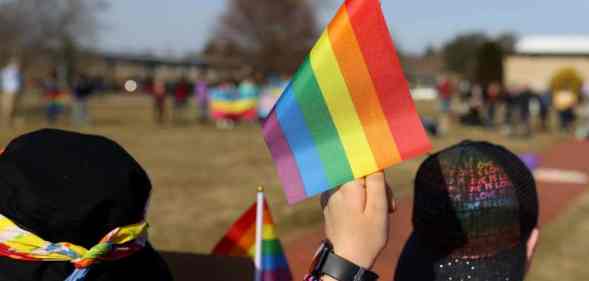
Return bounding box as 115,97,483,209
527,192,589,280
0,94,565,254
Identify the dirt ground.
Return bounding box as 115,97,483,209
284,140,589,281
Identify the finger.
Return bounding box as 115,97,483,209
339,179,366,211
320,187,339,210
322,204,334,240
365,171,387,215
386,182,397,214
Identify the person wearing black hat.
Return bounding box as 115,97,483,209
0,129,172,281
310,141,539,281
395,141,540,281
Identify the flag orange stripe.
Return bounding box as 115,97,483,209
310,31,378,177
345,0,431,159
327,6,402,167
230,225,255,256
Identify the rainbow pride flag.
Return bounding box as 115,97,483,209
210,85,257,120
262,0,431,204
212,195,292,281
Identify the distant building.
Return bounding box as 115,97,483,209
402,54,444,88
74,51,248,91
6,47,249,93
504,35,589,91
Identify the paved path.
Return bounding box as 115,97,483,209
284,140,589,281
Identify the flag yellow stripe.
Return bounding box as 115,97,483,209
328,7,402,167
263,224,276,240
310,31,378,177
210,100,257,113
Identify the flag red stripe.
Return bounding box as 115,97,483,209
345,0,431,159
211,202,257,255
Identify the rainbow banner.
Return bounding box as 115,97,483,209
210,86,257,120
262,0,431,204
212,197,292,281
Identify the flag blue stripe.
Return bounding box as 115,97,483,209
262,251,289,271
210,90,258,101
275,83,329,196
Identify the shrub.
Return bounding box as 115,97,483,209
550,68,584,95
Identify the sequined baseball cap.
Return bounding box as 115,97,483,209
395,141,539,281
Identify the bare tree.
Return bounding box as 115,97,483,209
209,0,319,75
0,0,106,63
0,0,107,84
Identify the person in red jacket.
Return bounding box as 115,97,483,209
174,77,191,123
436,76,455,134
152,78,167,124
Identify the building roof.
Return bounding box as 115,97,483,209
98,51,207,67
515,35,589,55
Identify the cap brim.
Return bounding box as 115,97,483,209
0,242,172,281
395,232,526,281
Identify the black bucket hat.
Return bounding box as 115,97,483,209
395,141,539,281
0,129,172,281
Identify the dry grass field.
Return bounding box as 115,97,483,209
0,93,570,263
527,190,589,280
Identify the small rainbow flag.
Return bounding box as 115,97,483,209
262,0,431,204
212,192,292,281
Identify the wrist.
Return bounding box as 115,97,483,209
309,240,380,281
332,247,377,270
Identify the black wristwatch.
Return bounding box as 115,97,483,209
308,240,379,281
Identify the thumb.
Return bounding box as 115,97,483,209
365,171,387,215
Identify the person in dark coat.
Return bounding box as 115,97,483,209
72,74,95,127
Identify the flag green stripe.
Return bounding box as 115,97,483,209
292,57,354,187
262,239,285,256
309,31,378,177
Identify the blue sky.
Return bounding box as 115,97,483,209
98,0,588,56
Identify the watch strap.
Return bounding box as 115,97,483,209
321,251,379,281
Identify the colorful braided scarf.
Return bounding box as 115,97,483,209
0,214,148,281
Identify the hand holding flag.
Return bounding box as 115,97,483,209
321,172,392,270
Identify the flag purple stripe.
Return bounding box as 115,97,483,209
263,111,307,204
262,268,293,281
275,83,330,199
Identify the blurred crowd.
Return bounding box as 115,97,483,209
142,74,289,128
0,55,291,129
0,56,105,128
2,56,589,140
433,76,589,140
